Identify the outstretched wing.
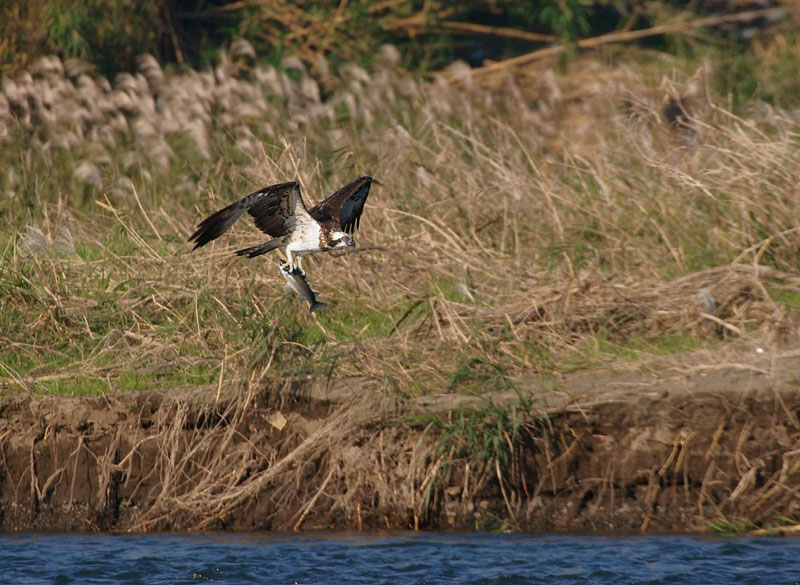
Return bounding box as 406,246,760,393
246,182,316,237
189,182,315,250
308,176,372,233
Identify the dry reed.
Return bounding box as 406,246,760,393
3,41,800,531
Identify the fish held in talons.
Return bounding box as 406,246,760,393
278,259,326,313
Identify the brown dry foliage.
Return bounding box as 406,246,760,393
4,44,800,531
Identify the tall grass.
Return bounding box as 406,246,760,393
2,41,800,398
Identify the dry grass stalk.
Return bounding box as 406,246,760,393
2,40,800,531
457,7,789,82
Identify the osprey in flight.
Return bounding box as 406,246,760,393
189,176,372,272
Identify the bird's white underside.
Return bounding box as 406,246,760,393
284,214,323,271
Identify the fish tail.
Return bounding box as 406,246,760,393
308,301,327,313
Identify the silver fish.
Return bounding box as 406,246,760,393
278,259,326,313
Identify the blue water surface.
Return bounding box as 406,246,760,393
2,532,799,585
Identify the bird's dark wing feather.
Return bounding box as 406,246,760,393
188,194,255,250
246,182,313,237
189,182,313,250
309,176,372,234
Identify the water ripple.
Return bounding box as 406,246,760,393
2,532,800,585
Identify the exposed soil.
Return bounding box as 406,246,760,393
2,342,800,534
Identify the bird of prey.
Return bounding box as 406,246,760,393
189,176,372,273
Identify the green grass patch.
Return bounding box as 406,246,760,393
706,514,755,535
562,331,711,374
34,376,110,397
770,289,800,315
447,355,514,393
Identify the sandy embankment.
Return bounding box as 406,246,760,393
2,344,800,533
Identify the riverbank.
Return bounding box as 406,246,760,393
3,34,800,534
3,340,799,534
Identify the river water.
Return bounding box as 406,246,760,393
2,532,799,584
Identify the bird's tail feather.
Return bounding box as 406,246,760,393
235,239,283,258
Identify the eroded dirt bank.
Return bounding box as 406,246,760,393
2,345,800,533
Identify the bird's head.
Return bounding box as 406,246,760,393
331,231,355,249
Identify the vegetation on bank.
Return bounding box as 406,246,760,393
3,24,800,401
2,0,797,83
2,0,659,74
3,6,800,535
